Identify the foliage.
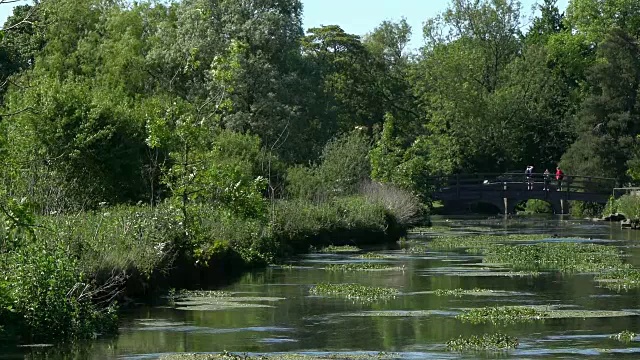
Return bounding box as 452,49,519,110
523,199,553,214
434,288,493,297
616,194,640,221
324,263,402,271
0,241,117,342
309,283,400,302
596,267,640,291
457,306,547,325
610,330,637,343
360,181,424,226
318,245,361,253
570,201,605,218
446,333,519,352
483,242,623,272
286,131,371,201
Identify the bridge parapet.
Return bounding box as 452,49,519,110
429,173,617,215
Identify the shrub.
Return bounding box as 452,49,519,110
360,181,423,226
523,199,552,214
1,241,117,342
570,201,604,218
286,131,371,201
617,194,640,222
36,204,183,278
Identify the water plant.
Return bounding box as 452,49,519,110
309,283,400,302
434,288,494,297
160,351,397,359
611,330,637,342
325,263,402,271
457,306,547,325
596,268,640,290
357,253,388,259
483,242,623,272
446,333,519,352
428,234,548,253
319,245,361,253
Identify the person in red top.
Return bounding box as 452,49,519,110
556,167,564,191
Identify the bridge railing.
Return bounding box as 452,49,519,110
429,173,617,195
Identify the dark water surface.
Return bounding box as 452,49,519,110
10,216,640,359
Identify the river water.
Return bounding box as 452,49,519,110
9,216,640,359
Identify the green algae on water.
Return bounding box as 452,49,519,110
171,291,285,311
357,253,389,259
457,306,547,325
447,333,519,352
596,268,640,291
611,330,637,342
324,263,403,271
309,283,399,302
483,242,623,273
160,351,397,360
429,234,548,252
434,288,496,297
341,310,439,317
318,245,361,253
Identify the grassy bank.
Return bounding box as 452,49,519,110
0,194,418,344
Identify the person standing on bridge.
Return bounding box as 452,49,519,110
525,165,534,190
556,167,564,191
543,169,551,191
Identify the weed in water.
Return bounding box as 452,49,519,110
309,283,400,302
160,351,397,359
428,234,548,253
457,306,547,325
611,330,637,343
319,245,361,253
434,288,494,297
596,267,640,291
446,333,519,352
357,253,388,259
325,263,403,271
484,242,623,273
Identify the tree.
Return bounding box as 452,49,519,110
561,29,640,180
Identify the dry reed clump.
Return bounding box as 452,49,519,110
360,181,423,227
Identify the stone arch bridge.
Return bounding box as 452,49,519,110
430,173,617,215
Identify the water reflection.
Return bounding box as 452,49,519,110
7,216,640,359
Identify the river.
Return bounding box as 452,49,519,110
8,216,640,359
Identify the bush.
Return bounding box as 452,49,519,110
36,205,183,278
617,194,640,222
286,131,371,201
360,181,424,226
523,199,552,214
570,201,604,218
0,242,117,342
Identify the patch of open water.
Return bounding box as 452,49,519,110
7,216,640,359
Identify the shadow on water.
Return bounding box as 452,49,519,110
8,216,640,359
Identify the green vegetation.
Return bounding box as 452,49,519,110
428,234,548,253
457,306,547,325
611,330,637,343
484,242,623,272
446,333,519,352
596,268,640,291
2,0,640,345
616,195,640,227
522,199,553,214
324,263,402,271
434,288,495,297
319,245,361,253
160,351,396,360
357,253,389,259
309,283,400,302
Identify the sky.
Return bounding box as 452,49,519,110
1,0,570,52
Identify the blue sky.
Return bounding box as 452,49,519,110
1,0,569,51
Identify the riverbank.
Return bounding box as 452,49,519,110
0,194,422,344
